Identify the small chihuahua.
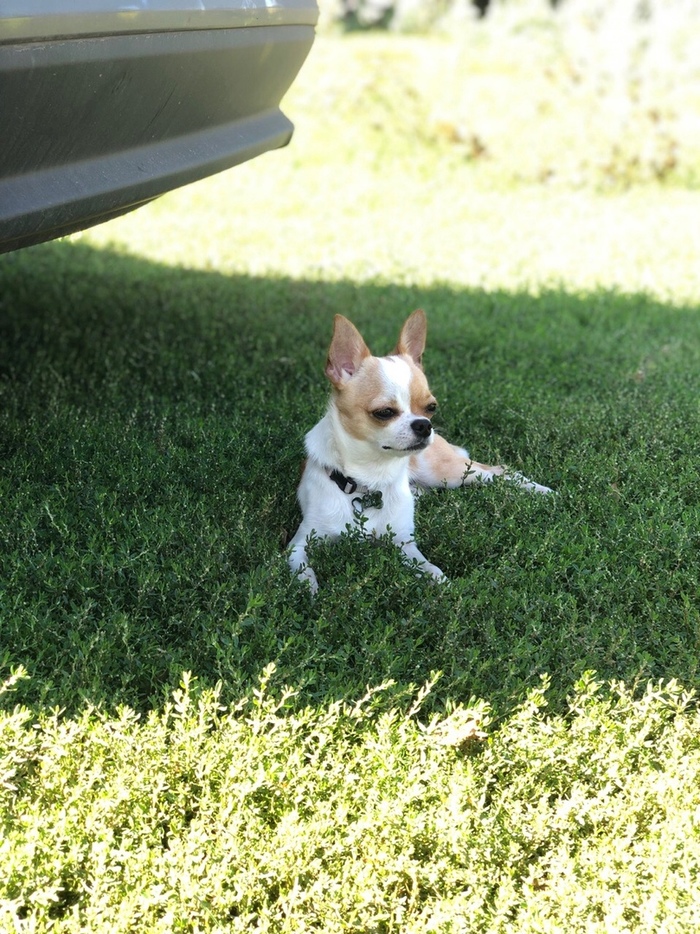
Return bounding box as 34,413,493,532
288,310,551,592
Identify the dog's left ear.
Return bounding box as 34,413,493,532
325,315,371,387
394,309,427,368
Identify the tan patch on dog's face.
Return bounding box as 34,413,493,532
333,354,437,445
333,357,387,441
404,356,438,416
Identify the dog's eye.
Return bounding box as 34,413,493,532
425,402,438,415
372,408,398,421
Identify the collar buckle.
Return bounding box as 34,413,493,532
329,469,357,495
328,469,383,512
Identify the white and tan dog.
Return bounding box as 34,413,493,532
288,310,551,592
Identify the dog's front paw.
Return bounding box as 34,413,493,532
296,565,319,595
421,561,448,585
400,542,448,584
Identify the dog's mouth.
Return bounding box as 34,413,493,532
381,440,430,453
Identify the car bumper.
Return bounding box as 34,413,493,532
0,1,318,252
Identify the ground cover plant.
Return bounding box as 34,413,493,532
2,10,700,932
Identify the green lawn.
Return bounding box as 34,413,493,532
2,26,700,933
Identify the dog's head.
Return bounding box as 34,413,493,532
324,310,438,457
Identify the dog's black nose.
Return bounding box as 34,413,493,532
411,418,433,440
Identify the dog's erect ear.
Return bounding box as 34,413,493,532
325,315,371,387
394,309,427,368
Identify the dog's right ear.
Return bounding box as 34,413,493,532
325,315,371,387
394,309,427,368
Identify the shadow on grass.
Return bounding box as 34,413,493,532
1,240,699,719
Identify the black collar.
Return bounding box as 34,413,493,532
328,468,383,512
329,469,358,495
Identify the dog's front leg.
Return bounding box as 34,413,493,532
287,532,320,594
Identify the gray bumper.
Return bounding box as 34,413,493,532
0,1,318,252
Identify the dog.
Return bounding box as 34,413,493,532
288,310,551,592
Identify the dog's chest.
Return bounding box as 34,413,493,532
333,480,413,535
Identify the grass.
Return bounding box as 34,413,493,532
2,21,700,932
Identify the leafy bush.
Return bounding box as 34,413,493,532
2,670,700,931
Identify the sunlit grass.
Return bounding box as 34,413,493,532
82,32,700,301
